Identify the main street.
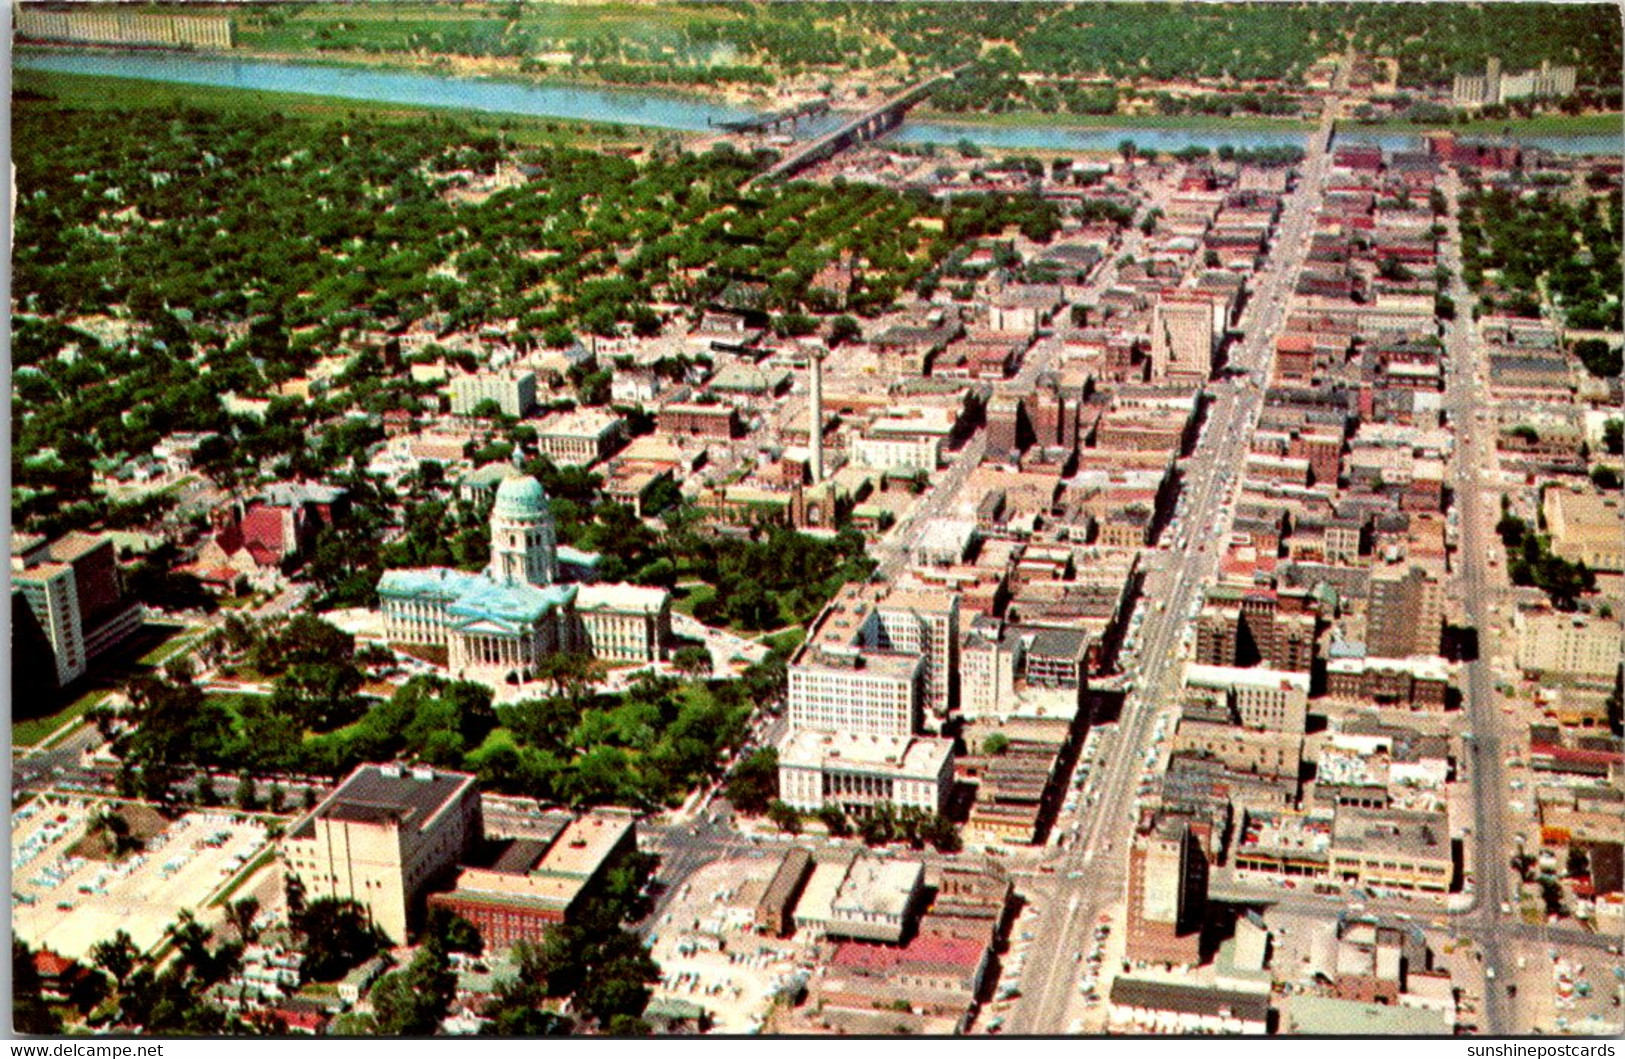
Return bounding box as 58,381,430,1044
1437,163,1515,1035
1007,110,1340,1036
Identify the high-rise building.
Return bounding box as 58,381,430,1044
788,645,922,738
1453,58,1578,109
281,764,483,943
12,532,142,689
1150,292,1217,382
985,393,1031,462
1365,564,1443,659
870,589,959,728
1126,811,1210,966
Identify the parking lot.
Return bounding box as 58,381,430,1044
13,796,272,960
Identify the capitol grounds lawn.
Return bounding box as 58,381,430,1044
13,67,666,150
12,621,197,749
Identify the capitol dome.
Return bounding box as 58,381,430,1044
493,474,548,520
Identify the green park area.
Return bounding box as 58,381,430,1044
115,613,794,812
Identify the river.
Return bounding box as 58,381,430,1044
16,49,1624,156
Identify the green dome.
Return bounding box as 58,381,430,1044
493,474,548,519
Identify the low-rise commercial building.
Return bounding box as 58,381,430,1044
427,810,637,952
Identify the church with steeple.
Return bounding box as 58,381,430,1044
377,471,672,685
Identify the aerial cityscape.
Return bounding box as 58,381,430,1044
8,0,1624,1039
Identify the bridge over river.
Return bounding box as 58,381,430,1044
750,65,971,186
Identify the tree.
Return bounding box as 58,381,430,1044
424,906,483,956
816,804,850,837
981,733,1010,756
767,799,802,834
1573,339,1622,379
235,772,258,812
670,645,711,680
372,946,456,1035
225,897,261,945
828,315,862,346
91,930,142,992
292,898,383,983
725,749,779,815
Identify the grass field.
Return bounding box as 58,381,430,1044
14,67,667,148
12,688,109,749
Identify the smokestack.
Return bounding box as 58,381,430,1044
810,349,826,483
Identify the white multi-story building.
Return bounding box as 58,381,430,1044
1514,609,1624,681
280,764,482,944
535,408,627,467
850,432,940,473
788,647,922,738
777,730,954,816
575,583,672,663
869,589,959,727
449,370,538,418
1184,662,1310,735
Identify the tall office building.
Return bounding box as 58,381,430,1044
280,764,483,943
869,589,960,730
1365,564,1443,660
1126,811,1210,966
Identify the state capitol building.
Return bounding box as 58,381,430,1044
377,472,671,684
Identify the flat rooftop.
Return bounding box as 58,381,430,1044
290,765,474,840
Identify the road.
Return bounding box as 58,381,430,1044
1007,110,1340,1036
870,169,1175,582
1436,164,1516,1035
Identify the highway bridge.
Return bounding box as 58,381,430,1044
751,64,971,185
710,98,830,135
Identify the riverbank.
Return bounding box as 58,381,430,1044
13,67,670,149
15,40,782,110
911,108,1319,132
1346,112,1624,136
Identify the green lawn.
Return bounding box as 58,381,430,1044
12,687,109,749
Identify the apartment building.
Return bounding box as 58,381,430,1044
12,532,143,688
